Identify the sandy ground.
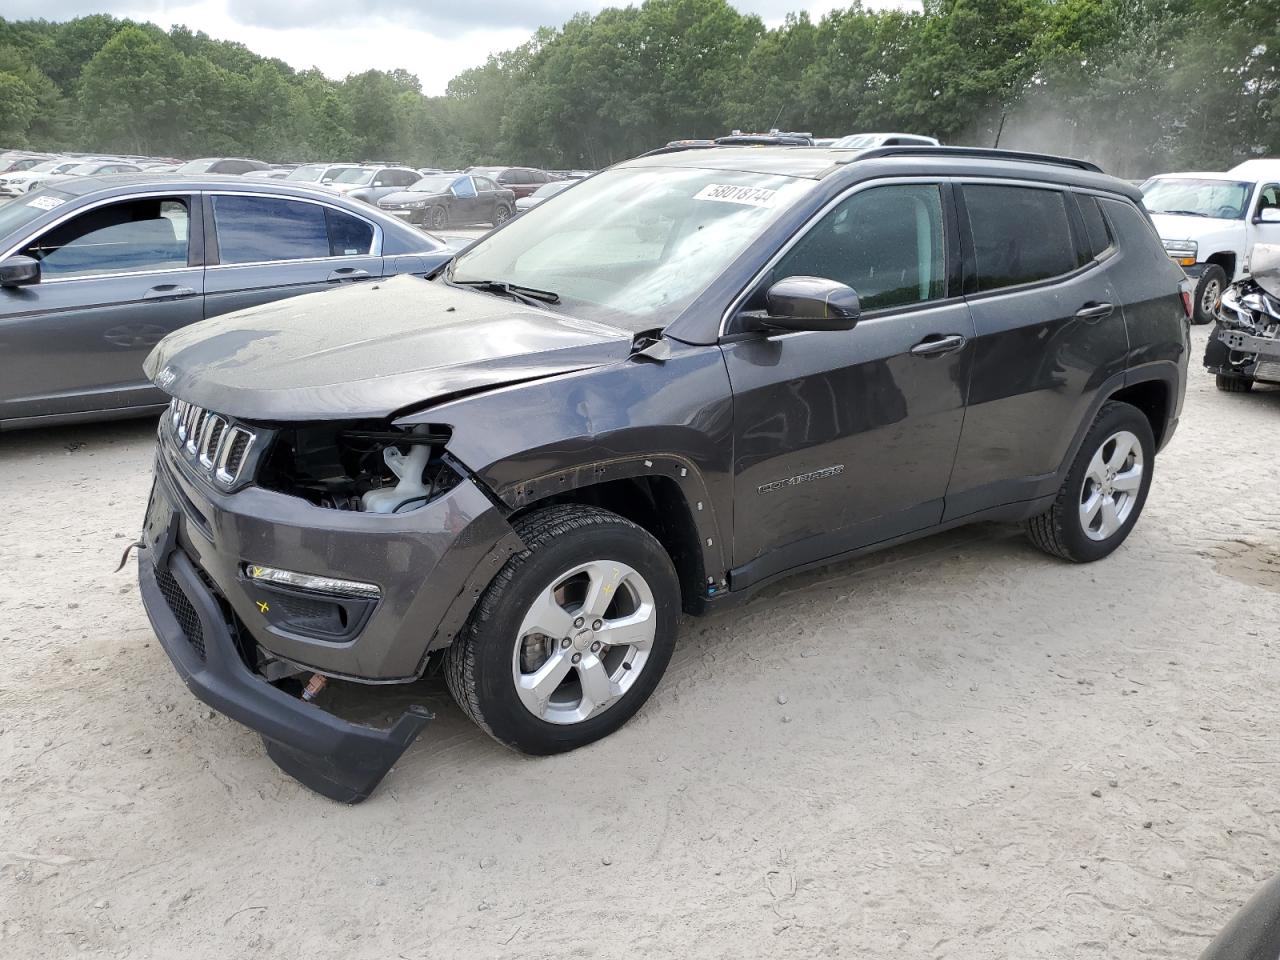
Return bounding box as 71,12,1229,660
3,325,1280,959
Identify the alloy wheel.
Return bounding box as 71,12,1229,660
511,560,657,725
1201,277,1222,315
1079,429,1144,541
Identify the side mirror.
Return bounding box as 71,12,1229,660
1257,207,1280,224
743,276,861,333
0,255,40,288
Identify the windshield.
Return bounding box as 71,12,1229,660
67,163,106,175
332,168,375,185
286,164,328,181
469,167,503,179
23,159,69,174
176,159,217,174
450,165,815,330
0,188,76,238
833,135,879,148
531,181,570,198
1142,178,1251,219
410,176,457,193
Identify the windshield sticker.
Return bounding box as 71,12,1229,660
27,195,66,211
693,184,777,207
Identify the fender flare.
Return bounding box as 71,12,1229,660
500,452,730,596
1056,362,1182,479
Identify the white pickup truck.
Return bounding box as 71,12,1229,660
1141,159,1280,323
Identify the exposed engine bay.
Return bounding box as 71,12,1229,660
258,421,463,513
1206,243,1280,387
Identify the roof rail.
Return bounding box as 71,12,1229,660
845,145,1103,173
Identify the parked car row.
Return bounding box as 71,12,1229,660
1,150,589,219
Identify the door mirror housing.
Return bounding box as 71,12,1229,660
742,276,861,333
0,255,40,288
1257,207,1280,224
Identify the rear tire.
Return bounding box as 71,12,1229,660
1215,373,1254,393
1193,265,1227,325
1025,401,1155,563
491,205,513,227
445,505,680,756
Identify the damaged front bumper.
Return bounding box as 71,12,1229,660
136,422,523,801
1205,323,1280,382
138,505,432,802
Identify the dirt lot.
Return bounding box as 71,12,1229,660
3,325,1279,959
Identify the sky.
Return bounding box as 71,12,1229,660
12,0,916,94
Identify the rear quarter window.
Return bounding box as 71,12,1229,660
1076,195,1114,259
963,184,1078,292
1099,197,1181,275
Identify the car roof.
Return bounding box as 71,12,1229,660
1146,171,1249,181
620,145,1141,198
1227,159,1280,179
37,172,395,202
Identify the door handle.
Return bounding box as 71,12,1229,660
910,333,967,357
143,284,198,301
327,268,372,282
1075,301,1114,320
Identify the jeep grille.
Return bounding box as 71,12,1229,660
168,398,257,488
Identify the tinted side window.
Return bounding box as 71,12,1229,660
1258,184,1280,215
392,170,418,187
964,185,1077,291
771,183,946,311
25,197,190,278
1077,195,1114,259
213,195,329,263
325,207,373,256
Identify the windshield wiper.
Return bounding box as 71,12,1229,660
451,278,561,307
1152,208,1211,218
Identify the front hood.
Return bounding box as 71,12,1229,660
378,190,443,208
144,274,634,421
1149,212,1242,246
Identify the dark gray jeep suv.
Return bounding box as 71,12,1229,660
136,146,1190,801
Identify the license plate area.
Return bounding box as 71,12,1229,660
143,479,179,557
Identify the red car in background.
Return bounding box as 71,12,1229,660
465,166,558,200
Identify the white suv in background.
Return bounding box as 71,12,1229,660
1142,161,1280,323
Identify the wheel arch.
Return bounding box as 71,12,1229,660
502,457,726,615
1204,251,1237,280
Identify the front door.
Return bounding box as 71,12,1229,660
721,181,974,587
0,193,203,422
203,193,384,319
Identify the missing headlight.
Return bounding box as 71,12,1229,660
258,421,461,512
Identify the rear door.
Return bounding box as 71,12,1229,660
0,192,203,422
203,192,384,318
944,181,1127,519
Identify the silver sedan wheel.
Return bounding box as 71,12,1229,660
511,560,657,725
1079,429,1144,541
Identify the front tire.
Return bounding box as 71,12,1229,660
1215,373,1254,393
445,505,680,755
1025,401,1155,562
1193,265,1227,325
428,206,448,230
